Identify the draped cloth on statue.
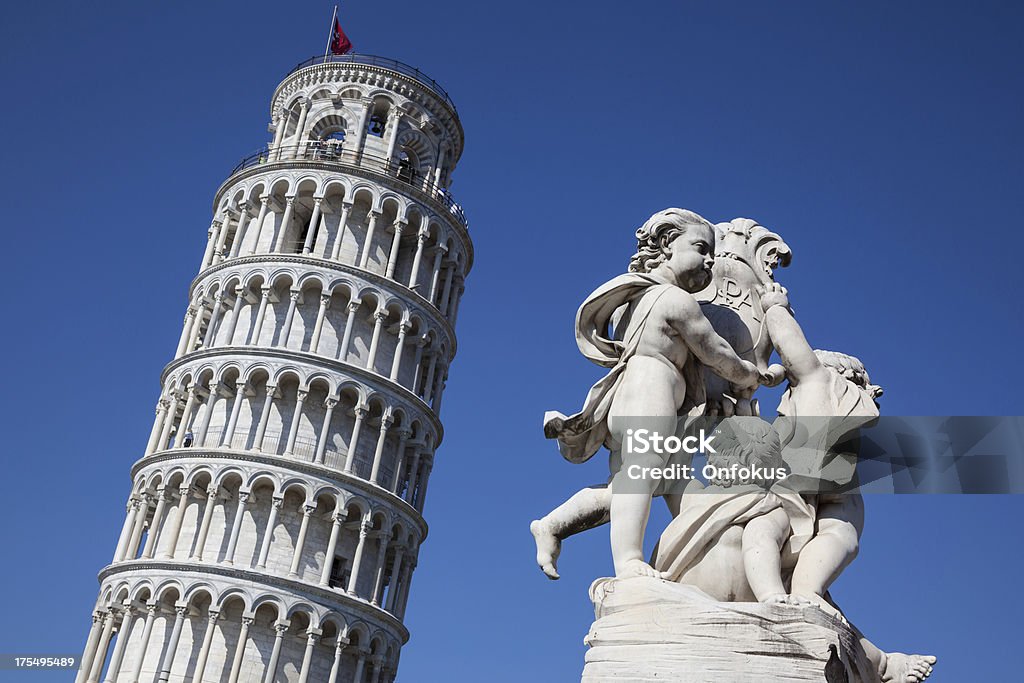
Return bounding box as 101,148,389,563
543,273,707,464
776,369,880,495
653,484,816,582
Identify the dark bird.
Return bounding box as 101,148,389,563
824,643,849,683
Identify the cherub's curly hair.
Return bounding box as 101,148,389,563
814,350,883,398
628,208,714,273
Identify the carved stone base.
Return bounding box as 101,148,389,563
582,577,877,682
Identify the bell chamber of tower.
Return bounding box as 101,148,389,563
76,53,472,683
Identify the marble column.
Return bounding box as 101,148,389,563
347,518,372,594
75,611,105,683
85,609,115,683
391,450,407,497
144,400,171,455
155,604,188,683
248,195,270,254
369,655,384,683
327,638,347,683
388,430,411,492
190,608,221,683
261,621,290,683
449,281,465,326
290,99,309,158
224,490,250,565
273,197,296,252
191,485,221,561
343,405,368,473
384,220,406,279
200,221,220,270
141,489,168,559
422,355,438,403
329,202,354,261
415,456,434,513
126,603,158,683
185,303,206,355
256,496,284,569
124,495,149,561
365,309,387,372
404,451,422,505
228,203,251,259
351,650,367,683
302,197,323,254
369,412,394,485
410,340,427,395
397,559,417,620
427,247,447,303
359,210,381,269
438,266,456,313
193,387,217,446
100,605,134,683
112,498,141,563
221,381,248,448
278,289,301,347
338,299,361,361
384,547,406,613
174,309,197,359
319,512,344,587
222,287,247,344
314,398,338,464
288,504,316,578
173,388,199,447
248,286,272,344
296,629,322,683
352,99,372,161
407,229,429,290
309,293,331,354
389,322,411,381
226,615,254,683
253,384,278,451
383,109,402,165
284,389,308,456
159,486,190,560
157,398,179,453
214,213,233,264
271,110,288,159
371,533,393,606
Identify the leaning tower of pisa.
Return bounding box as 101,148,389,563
75,53,470,683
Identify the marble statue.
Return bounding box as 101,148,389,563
532,209,936,682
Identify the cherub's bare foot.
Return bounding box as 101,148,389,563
882,653,936,683
760,593,790,606
616,558,664,579
530,519,561,580
789,592,848,624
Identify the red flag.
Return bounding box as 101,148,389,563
330,18,353,55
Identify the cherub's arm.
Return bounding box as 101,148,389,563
663,289,761,387
759,284,825,384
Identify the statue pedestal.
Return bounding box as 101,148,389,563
582,577,876,683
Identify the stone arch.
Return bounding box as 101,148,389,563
129,580,156,604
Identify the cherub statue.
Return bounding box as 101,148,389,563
652,416,936,683
542,208,768,578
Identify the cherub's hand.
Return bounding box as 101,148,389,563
760,364,786,387
757,282,790,312
735,360,761,393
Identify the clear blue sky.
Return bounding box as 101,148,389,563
2,2,1022,681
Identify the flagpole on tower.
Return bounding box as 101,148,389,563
324,5,339,60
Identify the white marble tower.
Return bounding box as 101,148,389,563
76,53,471,683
